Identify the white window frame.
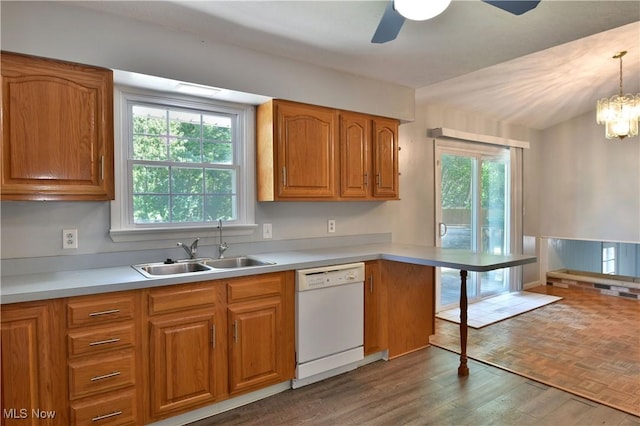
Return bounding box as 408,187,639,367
110,86,256,242
602,244,616,275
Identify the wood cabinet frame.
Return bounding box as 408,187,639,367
1,51,114,201
257,99,399,201
1,300,68,426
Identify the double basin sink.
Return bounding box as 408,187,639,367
133,256,275,278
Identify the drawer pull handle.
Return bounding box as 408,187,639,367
89,338,121,347
89,309,120,317
92,411,122,422
90,371,121,382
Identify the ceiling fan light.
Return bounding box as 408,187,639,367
394,0,452,21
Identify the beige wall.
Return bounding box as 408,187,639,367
537,110,640,243
391,102,534,245
1,1,414,121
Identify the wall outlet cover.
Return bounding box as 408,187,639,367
63,228,78,249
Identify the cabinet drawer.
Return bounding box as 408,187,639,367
67,294,135,328
69,350,136,400
227,273,283,303
148,282,216,315
70,388,137,426
68,323,135,357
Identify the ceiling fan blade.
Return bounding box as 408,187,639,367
482,0,541,15
371,1,405,44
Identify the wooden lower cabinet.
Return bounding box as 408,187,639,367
65,291,142,426
364,260,388,355
1,300,67,426
226,272,295,396
382,261,435,359
1,264,433,425
228,299,282,394
144,281,226,423
69,389,137,426
148,311,219,417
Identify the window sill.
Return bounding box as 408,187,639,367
109,224,258,243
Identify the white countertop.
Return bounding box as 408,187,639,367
0,243,536,304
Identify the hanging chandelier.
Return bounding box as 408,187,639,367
596,51,640,140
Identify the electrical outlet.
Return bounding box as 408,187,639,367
63,228,78,249
328,219,336,233
263,223,273,239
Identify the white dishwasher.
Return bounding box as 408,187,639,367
293,262,365,389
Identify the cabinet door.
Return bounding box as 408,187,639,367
364,261,388,355
228,299,283,395
275,102,337,199
372,117,399,199
1,52,114,201
148,311,218,418
340,112,371,198
383,261,434,359
1,302,67,426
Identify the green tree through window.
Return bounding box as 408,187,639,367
129,104,237,225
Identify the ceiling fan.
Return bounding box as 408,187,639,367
372,0,542,44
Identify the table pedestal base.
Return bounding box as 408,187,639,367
458,269,469,376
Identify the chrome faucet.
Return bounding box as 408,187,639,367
217,219,229,258
177,238,199,259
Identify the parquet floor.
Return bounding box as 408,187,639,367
430,285,640,416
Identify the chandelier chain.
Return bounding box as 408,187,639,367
619,54,623,96
613,50,626,97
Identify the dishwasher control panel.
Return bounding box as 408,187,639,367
296,262,365,291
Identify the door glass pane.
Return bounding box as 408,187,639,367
437,147,511,310
440,154,476,305
480,156,509,297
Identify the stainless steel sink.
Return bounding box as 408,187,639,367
202,256,275,269
133,256,275,278
133,261,213,278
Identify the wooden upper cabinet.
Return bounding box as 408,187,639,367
340,112,399,200
340,112,371,198
257,100,337,201
257,99,399,202
1,51,114,201
372,117,399,199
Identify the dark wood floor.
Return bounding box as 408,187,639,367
189,346,640,426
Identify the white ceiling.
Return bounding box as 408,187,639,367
79,0,640,130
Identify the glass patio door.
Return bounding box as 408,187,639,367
435,142,511,311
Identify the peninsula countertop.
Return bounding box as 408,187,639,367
1,243,537,304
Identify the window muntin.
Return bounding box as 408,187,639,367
127,100,240,227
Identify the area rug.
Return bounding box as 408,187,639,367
436,291,562,328
430,286,640,417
